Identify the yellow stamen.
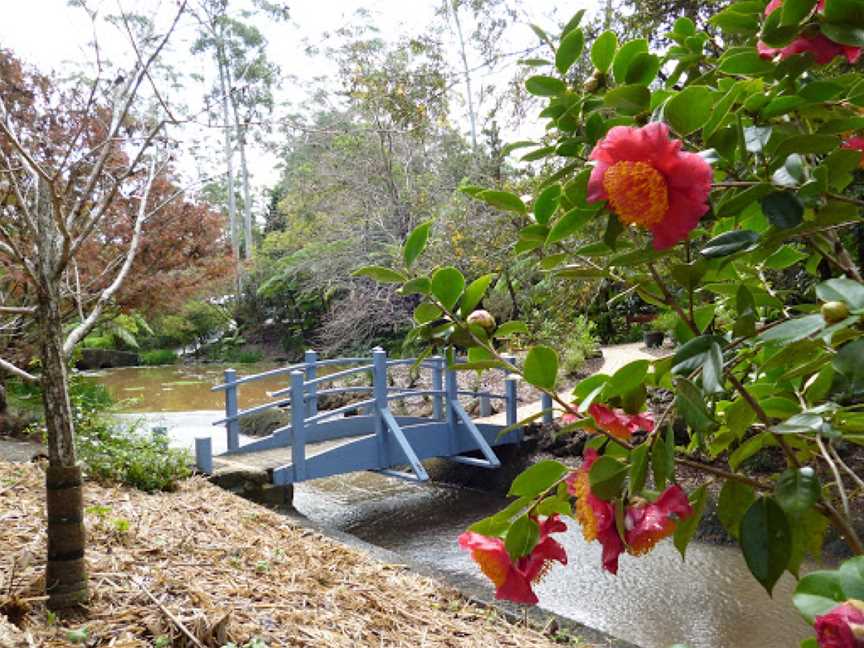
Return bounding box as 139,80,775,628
572,472,598,541
472,549,508,588
602,161,669,227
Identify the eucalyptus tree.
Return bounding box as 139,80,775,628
0,3,187,609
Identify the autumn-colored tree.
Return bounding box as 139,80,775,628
0,3,190,610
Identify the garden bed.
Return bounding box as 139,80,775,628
0,460,560,647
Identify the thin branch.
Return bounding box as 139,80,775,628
0,356,37,382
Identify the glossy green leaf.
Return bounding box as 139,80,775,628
700,230,760,258
547,207,597,243
718,51,775,74
534,184,561,225
775,467,820,514
629,443,649,496
591,30,618,72
508,459,569,497
718,480,756,540
612,38,648,84
604,84,650,115
476,189,526,213
589,455,628,501
761,191,804,229
556,28,585,75
431,266,465,311
414,302,442,324
460,274,495,318
674,485,707,559
526,75,567,96
524,345,559,390
505,515,540,560
353,266,407,283
741,497,792,595
794,571,847,623
816,278,864,310
759,314,826,345
403,221,431,268
676,377,717,433
493,320,530,339
665,86,715,135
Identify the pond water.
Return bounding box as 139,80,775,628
91,365,815,648
81,362,293,412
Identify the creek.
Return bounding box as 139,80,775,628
86,364,814,648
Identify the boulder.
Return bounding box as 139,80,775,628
76,348,139,370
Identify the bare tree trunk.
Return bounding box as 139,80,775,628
228,90,254,260
217,51,241,293
450,1,478,150
35,179,88,610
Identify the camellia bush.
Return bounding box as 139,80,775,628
355,0,864,645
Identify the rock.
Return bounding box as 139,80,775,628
75,348,139,370
0,614,29,648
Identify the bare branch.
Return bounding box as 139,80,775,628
63,159,157,356
0,356,37,382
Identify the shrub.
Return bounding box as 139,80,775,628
140,349,178,366
533,314,598,376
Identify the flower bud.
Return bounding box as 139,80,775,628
821,301,850,324
466,309,496,332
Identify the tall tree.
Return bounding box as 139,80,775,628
0,3,186,609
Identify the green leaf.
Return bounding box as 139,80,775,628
821,23,864,46
604,84,650,115
664,86,715,135
476,189,526,213
764,245,808,270
431,266,465,311
832,339,864,398
534,184,561,225
403,221,431,268
353,266,407,283
524,345,558,390
399,277,431,296
788,509,829,577
612,38,648,84
505,515,540,560
734,285,757,338
501,140,540,156
676,377,717,433
781,0,818,24
603,359,650,398
674,485,707,560
794,571,847,623
556,28,585,75
494,321,530,339
816,278,864,310
775,134,841,159
651,427,675,489
629,444,649,495
759,314,826,345
508,459,569,497
718,51,775,75
591,31,618,72
526,75,567,96
718,480,756,540
589,455,628,500
460,274,495,318
700,230,760,258
547,207,599,243
624,52,660,86
414,302,442,324
761,191,804,229
740,497,792,596
775,467,820,514
672,336,725,395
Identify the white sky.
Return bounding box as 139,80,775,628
0,0,596,199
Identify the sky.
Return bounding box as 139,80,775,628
0,0,596,197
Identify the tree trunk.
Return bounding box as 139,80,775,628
35,179,88,610
228,90,254,260
450,1,478,151
217,46,241,294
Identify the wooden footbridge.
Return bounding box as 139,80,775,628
194,348,538,488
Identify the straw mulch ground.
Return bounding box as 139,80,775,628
0,460,562,647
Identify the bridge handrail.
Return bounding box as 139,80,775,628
457,390,508,400
212,385,379,425
210,356,373,391
303,398,376,425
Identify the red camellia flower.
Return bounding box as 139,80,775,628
757,0,861,65
814,600,864,648
587,403,654,441
624,484,693,555
587,122,713,250
567,448,625,574
458,515,568,605
842,136,864,168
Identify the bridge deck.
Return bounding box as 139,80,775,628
212,435,373,478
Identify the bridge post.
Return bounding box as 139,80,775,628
542,392,554,425
372,347,388,467
444,361,459,455
503,354,518,430
431,355,444,420
305,349,318,423
224,368,240,451
195,436,213,474
290,370,307,482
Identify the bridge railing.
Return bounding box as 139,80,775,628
198,346,533,479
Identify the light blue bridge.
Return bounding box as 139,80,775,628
194,347,539,487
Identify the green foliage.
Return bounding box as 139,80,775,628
139,349,178,366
